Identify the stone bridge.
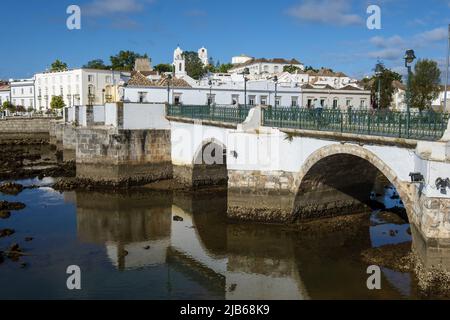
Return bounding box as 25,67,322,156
51,103,450,246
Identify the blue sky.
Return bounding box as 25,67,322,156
0,0,449,81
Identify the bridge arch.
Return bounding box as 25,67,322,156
191,138,228,187
292,143,412,222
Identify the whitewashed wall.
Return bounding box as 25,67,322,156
122,103,170,130
78,106,87,127
93,105,105,123
105,103,117,126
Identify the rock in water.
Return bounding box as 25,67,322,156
0,201,26,211
0,228,15,238
0,182,24,195
0,211,11,219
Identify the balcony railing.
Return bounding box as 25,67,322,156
167,104,252,124
262,107,450,141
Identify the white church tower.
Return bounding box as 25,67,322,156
173,46,186,76
198,47,208,66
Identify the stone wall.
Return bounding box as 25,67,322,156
174,164,228,188
0,117,60,134
76,127,172,185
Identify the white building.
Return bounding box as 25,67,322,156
34,69,123,110
231,54,253,65
229,58,305,75
123,71,370,109
198,47,208,66
391,80,407,111
0,83,10,106
306,68,353,89
10,78,35,109
432,86,450,112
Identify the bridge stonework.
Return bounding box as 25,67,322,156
47,103,450,248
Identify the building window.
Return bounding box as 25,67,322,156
207,94,215,105
21,88,24,95
275,97,281,107
173,93,181,106
291,96,298,107
88,75,94,82
346,99,352,107
360,99,366,108
21,99,24,106
249,95,256,106
30,99,33,107
30,88,33,94
333,99,338,109
106,76,112,84
138,92,147,103
320,99,325,107
260,95,267,105
307,99,312,108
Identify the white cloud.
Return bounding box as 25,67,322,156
415,27,448,43
286,0,363,26
370,35,405,49
368,48,403,60
367,27,448,61
84,0,154,16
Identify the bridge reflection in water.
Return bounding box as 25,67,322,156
67,186,443,299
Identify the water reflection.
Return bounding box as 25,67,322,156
69,187,416,299
75,191,172,270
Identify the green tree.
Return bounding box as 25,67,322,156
83,59,109,69
50,59,68,72
364,63,402,109
304,65,319,73
183,51,207,79
283,65,301,73
110,50,148,71
50,95,66,110
410,59,441,111
2,101,15,113
217,63,233,73
154,64,174,74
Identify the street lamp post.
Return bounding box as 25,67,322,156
273,76,278,107
167,74,172,105
404,49,416,137
243,68,250,108
208,79,212,106
375,62,383,109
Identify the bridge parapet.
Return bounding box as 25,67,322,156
262,107,450,142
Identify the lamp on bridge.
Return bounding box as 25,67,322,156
243,67,250,108
208,79,213,106
374,62,383,109
404,49,416,137
273,75,278,107
167,74,173,105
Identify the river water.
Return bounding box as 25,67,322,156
0,174,425,300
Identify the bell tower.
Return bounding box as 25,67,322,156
173,46,186,76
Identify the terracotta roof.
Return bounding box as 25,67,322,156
0,84,10,91
156,76,192,88
230,58,302,70
127,71,192,88
127,71,154,87
340,85,362,91
307,68,348,77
